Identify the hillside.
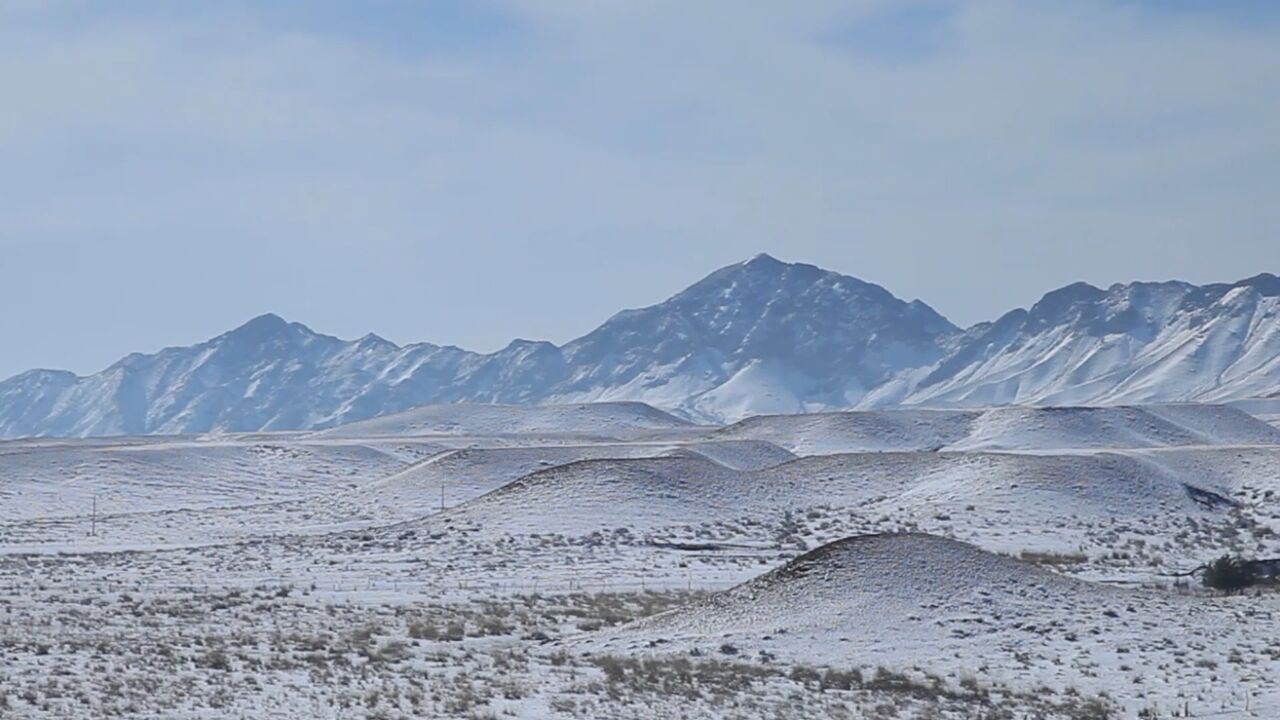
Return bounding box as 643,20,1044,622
715,403,1280,454
891,275,1280,408
592,533,1267,711
315,401,691,438
419,444,1246,565
4,403,1280,718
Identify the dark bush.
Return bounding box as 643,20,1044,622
1201,555,1257,594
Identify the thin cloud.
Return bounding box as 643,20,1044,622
0,1,1276,379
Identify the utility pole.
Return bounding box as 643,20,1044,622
440,484,445,512
90,494,97,537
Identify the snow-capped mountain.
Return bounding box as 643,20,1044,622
886,274,1280,408
1,255,1277,438
549,254,959,417
0,255,958,437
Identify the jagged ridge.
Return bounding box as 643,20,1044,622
1,257,1278,438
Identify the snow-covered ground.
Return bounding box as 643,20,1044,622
312,401,695,439
3,401,1280,718
715,403,1280,454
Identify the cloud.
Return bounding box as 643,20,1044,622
0,1,1277,378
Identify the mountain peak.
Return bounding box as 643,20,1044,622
237,312,288,331
355,332,395,350
222,313,309,345
503,338,557,351
1234,272,1280,297
742,252,786,269
561,252,960,416
1028,281,1106,318
686,253,833,296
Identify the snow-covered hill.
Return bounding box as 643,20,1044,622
2,255,1279,438
600,534,1100,658
414,445,1247,555
715,403,1280,454
314,401,691,438
593,533,1272,711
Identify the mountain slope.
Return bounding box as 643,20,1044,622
0,255,958,438
0,314,475,437
888,275,1280,408
547,253,959,416
1,258,1278,439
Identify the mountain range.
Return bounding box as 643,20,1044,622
2,253,1278,438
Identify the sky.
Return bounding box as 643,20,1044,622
2,0,1278,380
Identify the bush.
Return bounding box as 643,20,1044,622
407,620,439,641
1202,555,1257,594
820,667,862,691
197,648,232,671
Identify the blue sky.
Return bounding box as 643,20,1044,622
2,1,1278,379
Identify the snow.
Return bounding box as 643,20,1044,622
4,257,1280,717
715,403,1280,454
4,400,1280,717
4,261,1280,438
594,534,1279,715
900,278,1280,411
314,401,692,438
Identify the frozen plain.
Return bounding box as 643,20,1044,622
3,401,1280,718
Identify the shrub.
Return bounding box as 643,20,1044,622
595,656,628,683
442,622,466,642
789,666,821,686
197,648,232,671
820,667,862,691
407,621,439,640
1202,555,1258,594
